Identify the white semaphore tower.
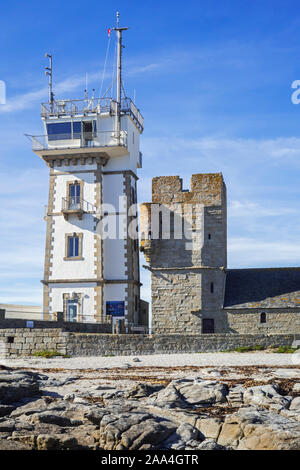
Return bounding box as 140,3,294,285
28,14,147,330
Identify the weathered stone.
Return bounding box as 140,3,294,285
125,383,163,399
0,405,14,417
292,383,300,393
36,433,79,450
218,407,300,450
30,411,73,427
122,420,177,450
196,417,222,439
290,397,300,410
84,407,108,425
0,371,39,404
243,385,290,410
0,418,15,432
0,438,31,450
176,423,200,442
147,384,186,409
176,379,228,406
10,398,51,418
36,434,60,450
97,407,177,450
197,439,226,450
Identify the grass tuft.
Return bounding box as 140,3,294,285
32,350,70,359
272,346,298,354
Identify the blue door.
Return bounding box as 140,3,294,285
67,300,78,322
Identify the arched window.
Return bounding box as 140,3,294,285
210,282,214,294
260,312,266,324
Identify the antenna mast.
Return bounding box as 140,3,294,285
111,12,128,142
45,53,54,113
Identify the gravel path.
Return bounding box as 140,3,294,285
3,351,300,370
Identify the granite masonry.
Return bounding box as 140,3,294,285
0,328,299,358
140,173,300,335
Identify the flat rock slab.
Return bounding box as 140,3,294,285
218,407,300,450
0,371,40,404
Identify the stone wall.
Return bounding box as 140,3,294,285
64,333,300,356
0,329,68,358
225,309,300,335
140,173,227,334
0,329,299,358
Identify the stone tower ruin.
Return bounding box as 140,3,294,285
140,173,227,334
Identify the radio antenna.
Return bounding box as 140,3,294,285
45,53,54,112
111,11,128,142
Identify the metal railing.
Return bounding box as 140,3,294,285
121,98,144,131
62,196,83,211
26,130,128,151
40,97,144,131
41,98,112,117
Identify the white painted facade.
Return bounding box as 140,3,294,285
34,107,143,326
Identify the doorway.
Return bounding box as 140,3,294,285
202,318,215,334
83,121,93,145
67,299,78,322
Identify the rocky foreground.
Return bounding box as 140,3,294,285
1,362,300,450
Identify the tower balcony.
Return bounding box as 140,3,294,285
26,130,128,160
61,196,85,220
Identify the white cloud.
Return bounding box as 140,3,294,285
0,53,178,114
228,237,300,267
228,200,299,218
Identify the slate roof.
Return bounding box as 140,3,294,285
223,268,300,309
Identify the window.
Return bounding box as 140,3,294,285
64,233,83,260
47,120,97,141
159,212,163,239
210,282,214,294
47,122,72,140
170,212,174,238
73,121,81,138
69,182,81,208
68,235,79,258
202,319,215,334
131,187,136,204
208,233,211,240
260,312,266,324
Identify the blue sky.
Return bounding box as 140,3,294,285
1,0,300,306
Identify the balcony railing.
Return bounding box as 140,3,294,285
26,130,128,152
62,196,83,211
40,97,144,132
61,197,85,220
41,98,112,118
